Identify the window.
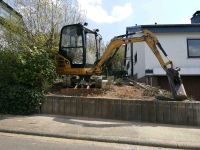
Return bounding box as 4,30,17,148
134,53,137,63
187,39,200,58
86,33,96,64
61,26,83,64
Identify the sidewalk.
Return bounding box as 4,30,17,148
0,114,200,149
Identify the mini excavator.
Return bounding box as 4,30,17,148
56,23,187,100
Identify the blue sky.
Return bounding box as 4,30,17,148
77,0,200,42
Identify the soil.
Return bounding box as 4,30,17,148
48,82,155,100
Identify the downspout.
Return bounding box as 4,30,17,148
131,43,134,77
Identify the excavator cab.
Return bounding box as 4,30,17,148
59,23,101,68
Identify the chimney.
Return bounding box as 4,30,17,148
191,11,200,24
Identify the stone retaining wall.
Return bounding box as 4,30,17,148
41,96,200,126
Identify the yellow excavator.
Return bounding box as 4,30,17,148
56,23,187,100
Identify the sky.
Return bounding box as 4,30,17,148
4,0,200,43
77,0,200,43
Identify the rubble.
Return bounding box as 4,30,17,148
48,78,174,100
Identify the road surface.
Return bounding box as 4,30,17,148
0,132,179,150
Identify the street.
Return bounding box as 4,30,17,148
0,132,177,150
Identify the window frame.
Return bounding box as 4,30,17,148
187,39,200,58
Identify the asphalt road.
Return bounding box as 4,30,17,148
0,132,179,150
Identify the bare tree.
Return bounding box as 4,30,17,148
14,0,86,50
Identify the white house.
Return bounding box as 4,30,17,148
0,0,23,47
125,11,200,100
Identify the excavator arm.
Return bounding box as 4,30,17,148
94,29,172,73
94,29,187,100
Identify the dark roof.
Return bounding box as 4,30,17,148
0,0,22,18
126,24,200,33
192,11,200,19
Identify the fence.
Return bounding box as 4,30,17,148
41,95,200,126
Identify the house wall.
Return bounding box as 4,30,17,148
125,33,145,79
145,32,200,74
125,43,132,76
126,32,200,77
133,42,145,79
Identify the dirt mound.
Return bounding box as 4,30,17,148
48,82,155,100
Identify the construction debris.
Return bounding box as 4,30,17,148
48,78,174,100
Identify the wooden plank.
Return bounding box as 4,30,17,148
101,99,109,119
114,100,121,120
82,98,95,117
106,100,115,119
128,101,142,121
169,102,178,124
177,102,186,125
43,96,200,126
121,100,130,121
196,103,200,126
192,102,200,126
64,98,71,115
185,102,194,125
76,98,83,116
70,97,76,116
95,99,102,118
141,101,156,122
88,99,96,117
148,101,156,123
157,101,170,124
41,98,53,114
53,98,65,115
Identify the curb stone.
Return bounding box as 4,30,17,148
0,129,199,150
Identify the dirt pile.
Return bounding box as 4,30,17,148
48,80,163,100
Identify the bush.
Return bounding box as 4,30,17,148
0,84,43,114
0,48,56,114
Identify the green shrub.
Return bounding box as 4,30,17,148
0,48,56,114
0,84,43,114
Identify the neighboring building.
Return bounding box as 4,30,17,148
125,11,200,100
0,0,23,47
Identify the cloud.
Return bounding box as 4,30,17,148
77,0,133,24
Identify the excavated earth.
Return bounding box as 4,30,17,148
48,82,155,100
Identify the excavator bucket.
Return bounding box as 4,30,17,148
166,68,187,100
